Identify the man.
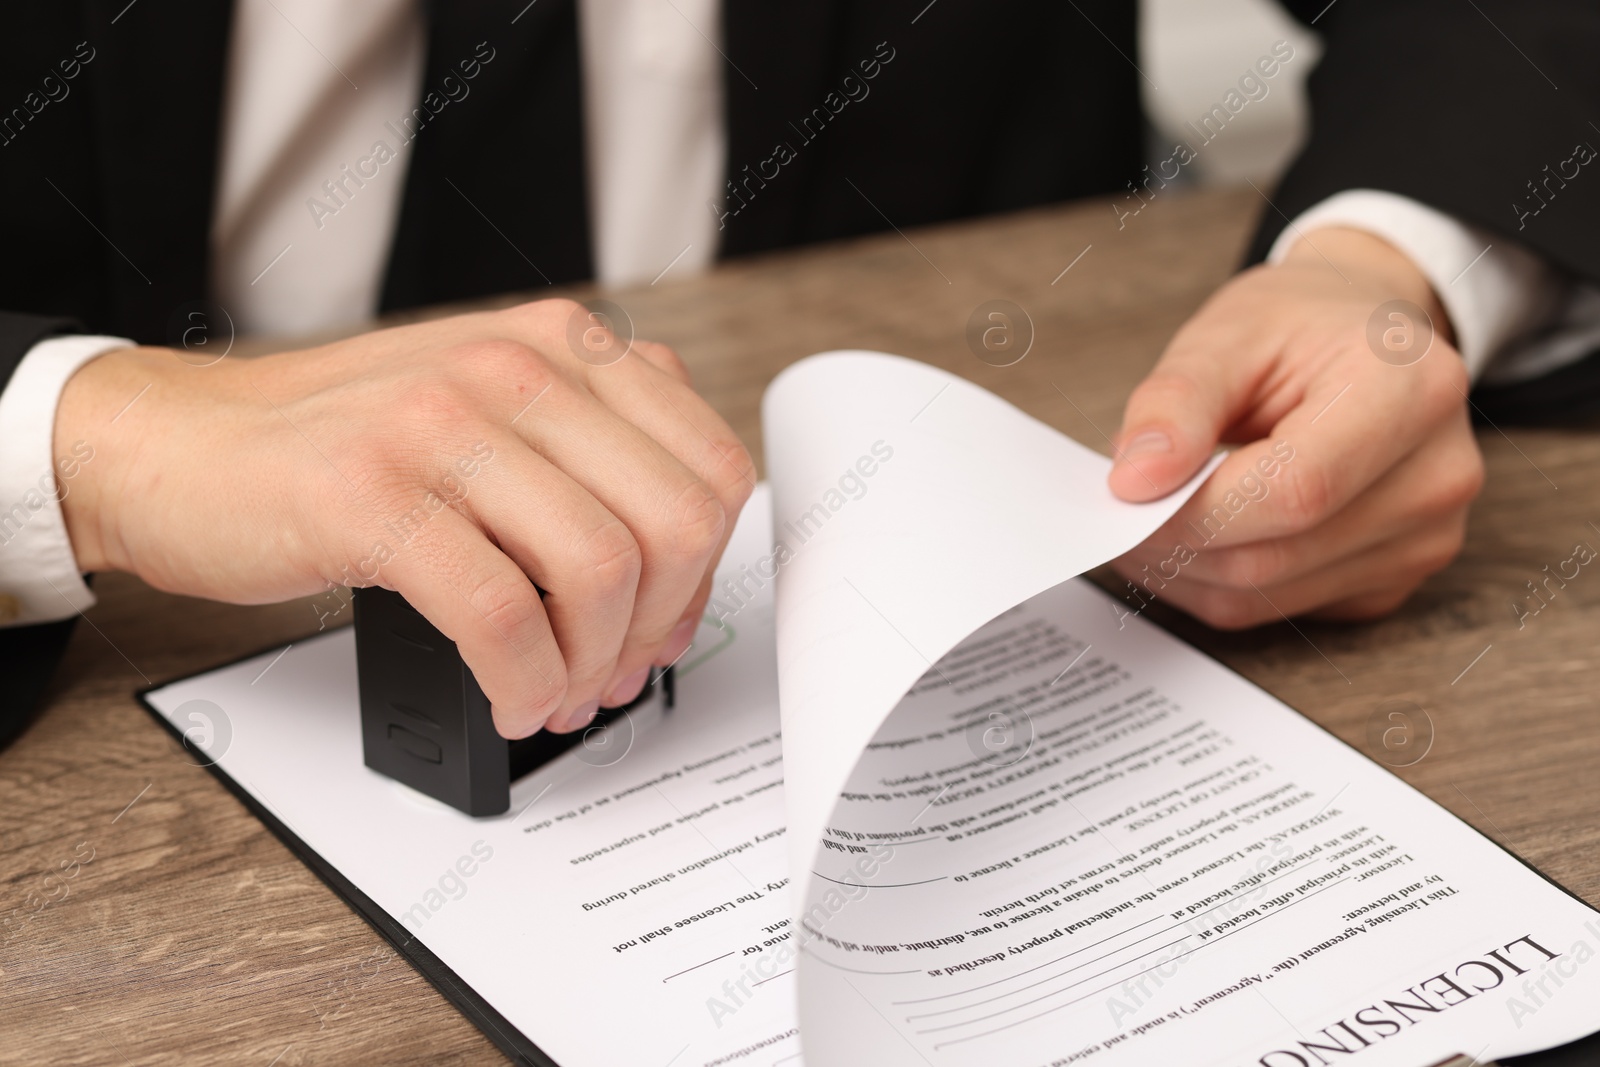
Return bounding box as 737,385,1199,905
2,1,1596,747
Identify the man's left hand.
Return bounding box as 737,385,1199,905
1106,227,1485,629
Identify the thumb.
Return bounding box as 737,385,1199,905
1108,357,1237,502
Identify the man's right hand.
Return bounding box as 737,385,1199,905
53,299,756,739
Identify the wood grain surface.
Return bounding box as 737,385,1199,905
3,186,1596,1065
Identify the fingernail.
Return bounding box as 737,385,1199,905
656,616,697,666
1119,430,1171,461
552,699,600,734
496,705,541,740
605,668,649,708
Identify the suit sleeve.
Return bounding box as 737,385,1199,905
0,312,89,751
1251,0,1600,287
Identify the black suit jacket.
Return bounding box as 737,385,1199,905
2,0,1598,745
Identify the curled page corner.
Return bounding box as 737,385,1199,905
760,351,1222,936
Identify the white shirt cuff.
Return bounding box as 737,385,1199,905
1267,189,1562,381
0,334,132,626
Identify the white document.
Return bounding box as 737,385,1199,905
793,579,1600,1067
147,490,803,1066
143,352,1600,1067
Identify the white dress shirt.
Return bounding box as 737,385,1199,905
1265,190,1600,383
2,0,1594,626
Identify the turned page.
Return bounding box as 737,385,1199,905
760,350,1221,899
761,352,1600,1066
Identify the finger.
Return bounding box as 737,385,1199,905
467,301,749,685
1116,517,1465,630
1156,418,1482,589
1159,355,1469,550
1108,318,1267,502
666,569,718,669
1306,589,1421,622
380,506,567,739
486,299,689,382
507,370,732,703
580,352,755,669
455,440,641,732
630,339,694,385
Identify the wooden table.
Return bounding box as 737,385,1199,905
5,186,1596,1065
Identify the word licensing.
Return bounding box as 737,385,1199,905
1248,934,1563,1066
708,41,897,230
1114,40,1296,228
305,41,497,230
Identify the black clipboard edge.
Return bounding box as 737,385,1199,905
136,627,554,1067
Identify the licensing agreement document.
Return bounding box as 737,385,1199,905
143,352,1600,1067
